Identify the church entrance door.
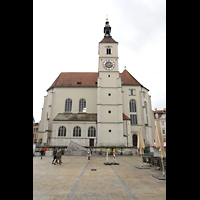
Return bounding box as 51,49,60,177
132,135,137,147
89,139,94,147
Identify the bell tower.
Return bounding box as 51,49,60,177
98,19,119,72
97,19,124,147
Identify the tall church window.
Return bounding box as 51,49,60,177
130,99,137,125
130,99,137,112
73,126,81,137
88,127,96,137
65,98,72,112
130,114,137,125
144,101,148,124
79,99,86,112
58,126,66,136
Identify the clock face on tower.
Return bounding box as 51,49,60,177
103,60,115,70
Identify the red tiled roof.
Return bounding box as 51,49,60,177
47,72,99,91
119,70,142,86
123,113,131,120
153,109,166,119
99,37,118,43
47,70,146,91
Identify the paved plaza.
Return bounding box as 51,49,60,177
33,155,166,200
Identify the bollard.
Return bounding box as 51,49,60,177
104,148,119,165
113,149,116,163
106,148,108,163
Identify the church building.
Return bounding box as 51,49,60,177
38,19,155,148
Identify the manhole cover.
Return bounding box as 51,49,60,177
91,169,97,171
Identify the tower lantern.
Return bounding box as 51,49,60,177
104,19,111,37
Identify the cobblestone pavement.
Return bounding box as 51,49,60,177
33,155,166,200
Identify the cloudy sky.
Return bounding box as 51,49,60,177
33,0,166,122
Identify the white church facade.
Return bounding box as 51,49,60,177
38,19,155,148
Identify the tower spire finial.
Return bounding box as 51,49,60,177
106,14,108,21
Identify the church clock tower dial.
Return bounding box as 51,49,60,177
97,18,124,147
103,59,115,70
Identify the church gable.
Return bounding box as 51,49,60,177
119,70,141,86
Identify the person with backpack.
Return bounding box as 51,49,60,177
87,148,91,160
56,148,62,165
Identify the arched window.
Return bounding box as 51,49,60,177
73,126,81,137
106,47,111,54
58,126,66,136
88,127,96,137
129,99,137,125
79,99,86,112
65,99,72,112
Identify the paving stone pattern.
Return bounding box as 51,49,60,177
33,155,166,200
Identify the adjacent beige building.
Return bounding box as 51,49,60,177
38,19,155,148
154,108,166,142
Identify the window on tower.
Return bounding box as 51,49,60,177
106,47,111,54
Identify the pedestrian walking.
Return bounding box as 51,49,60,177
60,150,63,164
52,149,57,164
90,147,92,158
56,148,62,165
87,148,91,160
40,149,44,159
